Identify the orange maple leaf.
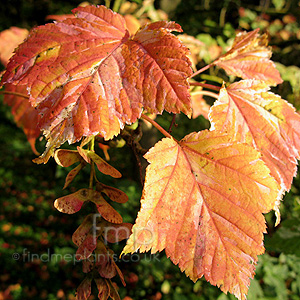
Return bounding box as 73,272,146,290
209,79,300,196
213,29,282,86
122,130,279,300
2,5,192,163
0,27,41,154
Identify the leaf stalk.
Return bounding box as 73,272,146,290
189,81,221,91
0,90,30,99
141,113,176,141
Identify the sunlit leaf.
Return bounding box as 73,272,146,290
214,29,282,85
123,14,141,36
178,34,204,70
2,5,192,162
209,79,300,195
0,27,41,154
122,130,280,300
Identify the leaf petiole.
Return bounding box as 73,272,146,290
0,90,29,99
196,90,219,99
189,81,221,91
190,64,212,78
141,113,176,141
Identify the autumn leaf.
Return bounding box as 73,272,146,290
209,79,300,195
45,14,75,22
122,131,280,300
0,27,40,154
213,29,282,86
1,5,192,163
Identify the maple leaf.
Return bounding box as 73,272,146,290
0,27,41,154
209,79,300,198
213,29,282,86
122,131,280,300
1,5,192,163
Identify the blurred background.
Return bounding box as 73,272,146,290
1,0,300,299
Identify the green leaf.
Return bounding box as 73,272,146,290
265,218,300,257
